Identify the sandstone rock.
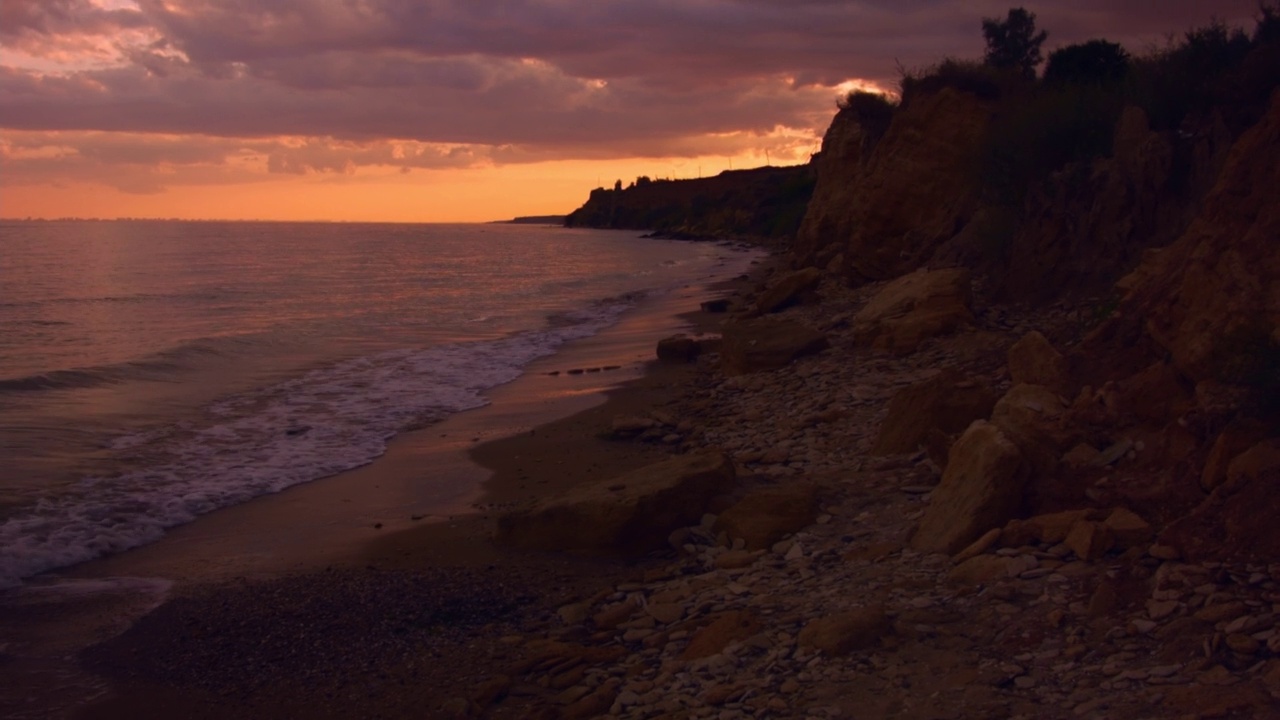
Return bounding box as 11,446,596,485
700,298,730,313
952,527,1001,563
755,267,823,314
871,368,996,456
852,268,974,354
656,334,700,363
495,451,735,555
680,611,761,660
1062,443,1101,468
1007,331,1069,392
797,606,890,655
713,550,759,569
721,317,829,375
713,483,819,550
911,421,1026,554
1103,507,1153,548
1064,520,1115,561
645,603,685,625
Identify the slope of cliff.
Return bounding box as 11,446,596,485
563,165,815,242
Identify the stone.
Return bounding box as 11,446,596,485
1003,509,1091,547
755,267,823,314
656,334,700,363
1064,520,1115,561
721,317,829,375
852,268,974,354
1103,508,1153,548
1193,601,1247,624
700,298,731,313
593,601,639,630
1007,331,1069,392
645,602,685,625
1225,634,1260,655
871,368,997,456
713,482,819,550
1062,443,1101,468
947,554,1011,585
1163,440,1280,562
495,451,736,555
911,421,1026,555
990,383,1071,480
714,550,759,569
680,611,761,660
797,606,890,655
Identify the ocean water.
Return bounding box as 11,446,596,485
0,220,758,588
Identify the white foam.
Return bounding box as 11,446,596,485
0,299,635,589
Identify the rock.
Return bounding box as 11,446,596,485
1163,440,1280,562
852,268,974,354
871,368,997,456
494,451,736,555
713,550,759,569
952,527,1001,563
1064,520,1115,561
1201,418,1269,492
1007,330,1069,393
911,421,1026,554
755,267,823,314
562,684,620,720
713,482,819,550
656,334,700,363
797,606,890,655
721,317,829,375
1003,509,1091,547
1062,443,1101,468
990,383,1070,480
700,298,731,313
593,601,639,630
1103,507,1153,548
645,603,685,625
680,611,761,660
611,415,656,434
1225,633,1260,655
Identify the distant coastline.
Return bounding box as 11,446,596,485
495,214,567,225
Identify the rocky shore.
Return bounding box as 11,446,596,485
76,255,1280,720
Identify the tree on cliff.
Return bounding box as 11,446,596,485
982,7,1048,78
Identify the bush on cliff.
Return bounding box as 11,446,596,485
981,7,1048,79
836,90,897,147
1043,40,1129,86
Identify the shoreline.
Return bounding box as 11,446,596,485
0,248,766,720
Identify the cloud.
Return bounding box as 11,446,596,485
0,0,1265,196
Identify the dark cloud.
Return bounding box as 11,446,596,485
0,0,1265,187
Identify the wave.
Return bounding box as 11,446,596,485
0,293,644,588
0,338,246,394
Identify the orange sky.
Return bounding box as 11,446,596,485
0,0,1262,222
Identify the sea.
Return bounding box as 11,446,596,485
0,220,759,590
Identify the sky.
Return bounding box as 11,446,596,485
0,0,1263,222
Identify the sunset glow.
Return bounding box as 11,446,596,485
0,0,1261,221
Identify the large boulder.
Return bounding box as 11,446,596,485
872,369,997,456
495,451,736,555
853,268,973,354
754,267,823,315
721,317,829,375
656,334,700,363
911,421,1026,554
713,483,820,550
990,383,1071,480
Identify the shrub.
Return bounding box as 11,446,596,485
836,90,897,145
1044,40,1130,86
899,58,1028,107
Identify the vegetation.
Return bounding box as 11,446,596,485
981,7,1048,79
836,90,897,147
1043,40,1129,86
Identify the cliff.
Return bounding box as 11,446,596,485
563,165,815,241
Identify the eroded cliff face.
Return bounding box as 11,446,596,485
999,107,1235,302
1111,91,1280,386
795,88,995,284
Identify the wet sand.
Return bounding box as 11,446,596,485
0,255,759,720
